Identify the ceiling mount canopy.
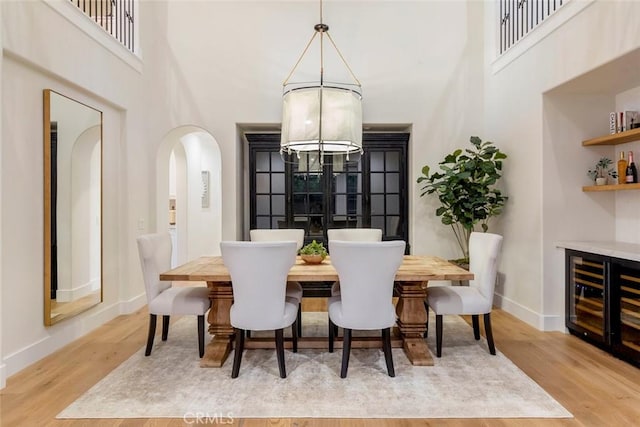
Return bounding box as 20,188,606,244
280,0,363,168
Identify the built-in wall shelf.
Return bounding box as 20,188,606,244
583,183,640,192
582,128,640,190
582,128,640,146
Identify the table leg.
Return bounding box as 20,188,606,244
201,281,234,368
395,281,433,366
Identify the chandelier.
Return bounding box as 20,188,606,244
280,0,363,168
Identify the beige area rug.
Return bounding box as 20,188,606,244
58,313,572,419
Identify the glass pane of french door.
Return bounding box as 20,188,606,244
369,149,402,238
253,149,286,229
330,160,363,229
292,159,325,240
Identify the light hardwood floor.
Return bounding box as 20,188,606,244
2,301,640,427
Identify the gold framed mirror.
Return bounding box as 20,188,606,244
44,89,103,326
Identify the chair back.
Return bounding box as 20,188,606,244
329,240,405,329
468,232,503,302
220,241,297,329
136,233,173,304
327,228,382,242
250,229,304,251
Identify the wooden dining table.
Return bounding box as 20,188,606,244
160,255,473,368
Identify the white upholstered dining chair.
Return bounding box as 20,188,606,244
327,228,382,297
249,229,304,335
136,233,211,358
327,228,383,242
327,240,405,378
220,241,299,378
426,232,503,357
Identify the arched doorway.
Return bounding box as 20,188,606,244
157,126,222,265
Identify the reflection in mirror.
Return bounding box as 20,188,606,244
44,89,102,326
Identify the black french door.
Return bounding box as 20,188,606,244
247,133,409,251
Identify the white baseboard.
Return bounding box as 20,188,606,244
540,313,566,332
493,293,565,332
2,293,146,381
120,292,146,314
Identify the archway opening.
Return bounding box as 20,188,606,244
157,126,222,265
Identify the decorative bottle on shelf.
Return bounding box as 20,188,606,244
626,151,638,184
618,151,628,184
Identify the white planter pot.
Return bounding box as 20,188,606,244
596,177,607,186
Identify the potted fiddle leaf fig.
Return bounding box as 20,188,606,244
416,136,508,264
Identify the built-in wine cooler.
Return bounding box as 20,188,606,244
611,258,640,363
566,252,608,344
565,249,640,367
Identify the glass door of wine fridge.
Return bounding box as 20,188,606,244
611,258,640,364
565,251,609,345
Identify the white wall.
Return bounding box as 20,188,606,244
161,0,487,258
0,0,143,381
181,131,221,259
484,0,640,329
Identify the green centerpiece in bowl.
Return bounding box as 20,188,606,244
299,240,328,264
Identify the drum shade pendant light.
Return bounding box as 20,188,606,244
280,0,363,168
